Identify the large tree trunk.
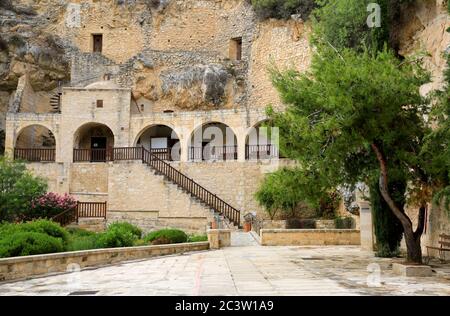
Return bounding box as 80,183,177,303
371,144,426,264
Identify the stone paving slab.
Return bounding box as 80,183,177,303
1,239,450,296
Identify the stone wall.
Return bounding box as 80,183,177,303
0,242,209,282
260,229,361,246
107,161,216,233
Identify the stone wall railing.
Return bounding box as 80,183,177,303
260,229,361,246
0,242,209,282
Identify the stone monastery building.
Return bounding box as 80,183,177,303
4,0,309,232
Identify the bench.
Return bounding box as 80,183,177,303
425,234,450,263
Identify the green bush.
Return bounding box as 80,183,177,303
108,222,142,239
20,220,69,245
334,217,355,229
96,226,138,248
66,227,96,238
188,235,208,243
67,235,99,252
0,232,64,258
144,229,188,245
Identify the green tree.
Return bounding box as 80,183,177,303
312,0,415,53
255,167,333,219
250,0,316,20
0,157,47,222
268,47,448,264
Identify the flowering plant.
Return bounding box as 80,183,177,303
30,193,77,219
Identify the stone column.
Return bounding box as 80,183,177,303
4,120,15,158
237,133,246,162
359,200,374,251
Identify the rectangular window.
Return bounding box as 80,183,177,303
96,100,103,108
93,34,103,53
230,37,242,61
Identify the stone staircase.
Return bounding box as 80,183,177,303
139,148,242,228
49,88,62,113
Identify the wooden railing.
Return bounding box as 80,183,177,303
112,147,142,161
150,148,177,161
245,144,278,160
189,146,238,161
73,148,113,162
77,202,107,219
14,148,56,162
142,148,241,227
51,207,78,227
52,202,107,226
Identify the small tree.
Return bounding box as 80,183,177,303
0,157,47,222
256,167,332,219
268,47,448,264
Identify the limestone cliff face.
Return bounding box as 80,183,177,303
0,0,449,134
398,0,450,93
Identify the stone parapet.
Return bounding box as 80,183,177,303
260,229,361,246
0,242,209,282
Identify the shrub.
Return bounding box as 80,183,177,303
150,236,173,245
96,225,137,248
144,229,188,244
66,227,96,238
67,235,99,252
0,157,47,222
285,218,316,229
30,192,77,220
0,232,64,258
334,217,355,229
188,235,208,243
20,220,70,245
107,222,142,239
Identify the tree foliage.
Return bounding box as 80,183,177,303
0,157,47,222
250,0,316,20
268,46,448,263
255,167,339,219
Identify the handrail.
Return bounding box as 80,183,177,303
142,148,241,226
14,148,56,162
51,207,77,227
51,201,107,226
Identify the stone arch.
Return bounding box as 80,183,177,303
188,121,238,161
134,124,181,161
245,120,279,160
15,124,56,149
73,122,115,150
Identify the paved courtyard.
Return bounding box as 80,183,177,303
1,232,450,296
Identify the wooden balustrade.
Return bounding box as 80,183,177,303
14,148,55,162
142,148,241,227
76,202,107,218
113,147,142,161
73,148,113,162
52,202,107,226
245,144,278,160
189,146,238,161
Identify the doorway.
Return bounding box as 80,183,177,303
93,34,103,53
91,137,107,162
